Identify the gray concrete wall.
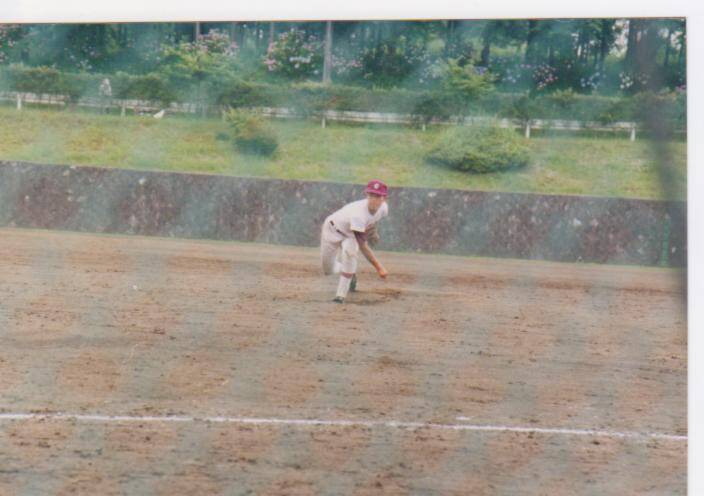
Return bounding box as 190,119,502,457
0,160,686,267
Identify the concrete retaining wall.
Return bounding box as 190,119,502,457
0,160,686,267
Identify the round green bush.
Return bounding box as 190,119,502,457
113,73,176,105
426,125,530,173
224,109,278,156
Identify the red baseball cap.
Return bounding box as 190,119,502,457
365,179,388,196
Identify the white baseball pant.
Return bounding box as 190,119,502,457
320,223,359,276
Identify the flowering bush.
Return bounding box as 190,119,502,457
358,37,429,88
578,71,603,92
493,56,610,94
0,24,23,64
264,29,322,80
157,29,239,103
532,63,558,91
617,70,667,95
618,71,650,91
329,52,363,83
492,57,533,91
415,58,451,89
159,30,238,83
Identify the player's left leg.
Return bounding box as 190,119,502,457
320,227,341,276
333,237,359,303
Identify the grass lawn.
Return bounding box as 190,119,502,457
0,105,687,201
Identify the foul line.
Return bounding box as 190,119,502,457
0,412,686,442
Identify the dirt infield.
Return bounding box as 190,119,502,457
0,228,686,495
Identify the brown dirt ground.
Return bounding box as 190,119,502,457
0,227,686,495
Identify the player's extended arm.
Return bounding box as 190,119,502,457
366,223,380,247
354,231,388,279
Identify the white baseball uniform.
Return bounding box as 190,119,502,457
320,199,389,276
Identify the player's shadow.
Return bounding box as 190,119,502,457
276,288,402,305
345,288,402,306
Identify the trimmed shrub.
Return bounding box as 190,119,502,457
3,65,94,101
426,125,530,173
286,82,330,117
224,108,278,156
112,73,176,104
7,65,62,93
215,79,273,107
442,61,496,108
411,91,456,124
595,98,632,125
501,95,538,122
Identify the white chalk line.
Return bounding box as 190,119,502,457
0,412,686,442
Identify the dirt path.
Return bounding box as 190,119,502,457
0,228,686,495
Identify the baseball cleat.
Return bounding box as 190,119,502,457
350,274,357,292
332,296,345,304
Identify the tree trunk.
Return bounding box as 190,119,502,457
641,23,662,89
625,19,639,70
194,22,201,41
445,20,455,57
524,20,538,64
253,22,259,52
268,22,275,47
576,29,586,63
677,20,686,68
480,38,491,66
480,21,493,66
239,23,246,50
599,20,610,72
323,21,333,84
664,27,672,67
230,22,239,45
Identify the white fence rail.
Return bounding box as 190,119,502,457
0,90,649,140
258,107,640,140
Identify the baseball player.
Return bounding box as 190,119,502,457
320,179,389,303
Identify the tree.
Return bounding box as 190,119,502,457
323,21,333,84
597,19,617,72
623,18,676,91
624,18,641,73
158,29,238,113
524,20,540,64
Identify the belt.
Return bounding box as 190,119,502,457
329,220,346,237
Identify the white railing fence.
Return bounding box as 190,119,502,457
0,90,666,141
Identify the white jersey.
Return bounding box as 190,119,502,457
324,199,388,242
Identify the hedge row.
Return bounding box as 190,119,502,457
0,65,686,126
0,66,176,103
